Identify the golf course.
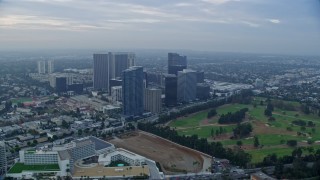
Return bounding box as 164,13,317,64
168,97,320,163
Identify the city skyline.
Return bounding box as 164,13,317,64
0,0,320,55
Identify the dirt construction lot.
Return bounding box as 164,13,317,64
110,131,211,175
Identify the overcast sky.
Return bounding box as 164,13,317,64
0,0,319,55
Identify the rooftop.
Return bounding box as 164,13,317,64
8,163,60,174
88,136,113,151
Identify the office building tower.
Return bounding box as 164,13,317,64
144,88,162,114
93,54,109,91
109,52,135,79
0,141,7,176
68,83,84,94
164,74,178,106
196,71,205,83
47,60,54,74
177,69,197,103
122,66,144,116
37,61,46,74
168,65,186,76
196,83,211,100
168,53,187,75
109,78,122,95
55,77,67,93
111,86,122,103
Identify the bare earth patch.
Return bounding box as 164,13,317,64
109,131,211,175
252,120,296,136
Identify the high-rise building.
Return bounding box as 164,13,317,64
111,86,122,103
109,52,135,79
177,69,197,103
93,53,135,92
196,71,205,83
164,74,178,107
144,88,162,114
0,141,7,177
122,66,144,116
109,78,122,95
93,54,109,91
168,53,187,75
55,77,67,93
196,83,211,100
47,60,54,74
37,61,46,74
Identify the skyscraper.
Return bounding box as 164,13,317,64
122,66,144,116
164,74,178,107
168,53,187,75
144,88,162,114
93,54,109,91
0,141,7,177
177,69,197,103
109,52,135,79
37,61,46,74
93,52,135,92
47,60,54,74
55,76,67,93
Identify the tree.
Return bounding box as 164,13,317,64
264,109,272,117
267,103,274,111
210,128,214,137
78,129,83,136
254,136,260,148
236,141,243,147
62,120,70,129
274,162,284,179
287,140,297,147
207,109,217,118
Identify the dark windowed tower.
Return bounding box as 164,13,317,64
164,74,178,106
168,53,187,75
93,54,109,91
122,66,144,116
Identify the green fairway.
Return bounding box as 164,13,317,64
168,97,320,163
248,145,320,163
178,125,236,138
169,110,210,128
8,163,60,173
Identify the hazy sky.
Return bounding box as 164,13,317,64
0,0,320,55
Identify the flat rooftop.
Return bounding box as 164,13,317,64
8,163,60,174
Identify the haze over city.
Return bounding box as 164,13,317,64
2,1,320,180
1,0,320,55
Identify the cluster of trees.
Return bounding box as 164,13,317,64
292,119,316,127
138,123,251,167
257,148,320,179
264,103,274,117
159,90,253,124
272,100,296,111
159,99,227,124
0,101,12,115
207,109,217,119
287,140,298,147
211,127,227,137
218,108,248,124
232,123,253,139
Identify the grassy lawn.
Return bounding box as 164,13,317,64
248,145,320,163
8,163,60,173
169,110,210,128
248,147,297,163
11,97,33,104
177,125,236,138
